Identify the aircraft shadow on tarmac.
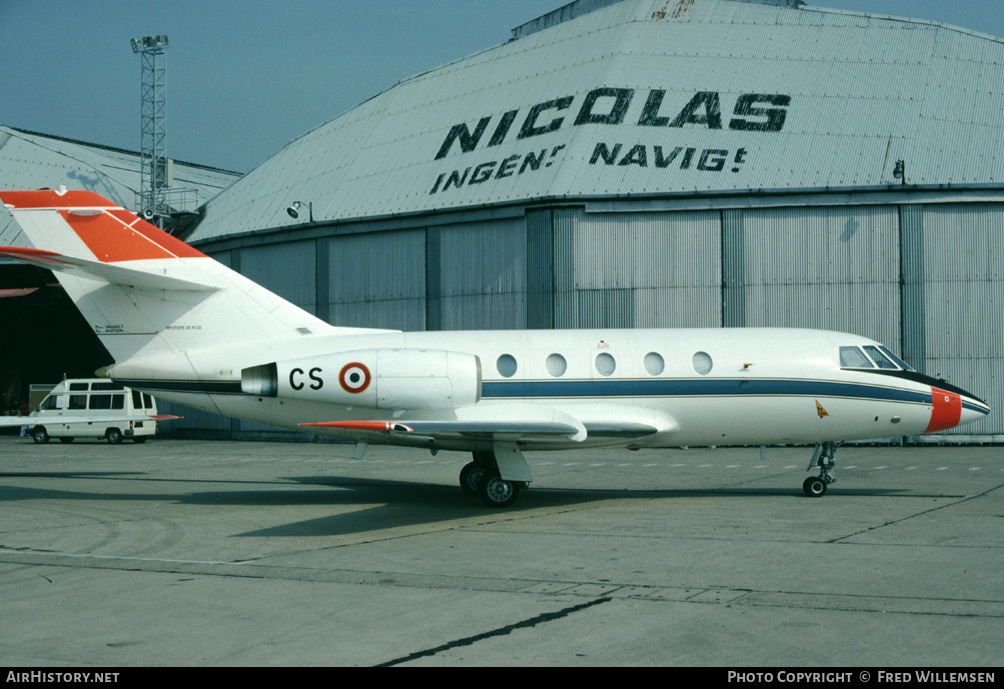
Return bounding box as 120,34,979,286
0,471,913,538
195,475,912,538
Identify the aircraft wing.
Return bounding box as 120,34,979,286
301,402,588,443
299,403,679,446
300,418,587,441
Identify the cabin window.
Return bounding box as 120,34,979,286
69,383,89,392
132,390,143,408
864,345,897,370
496,354,518,378
111,395,125,410
68,395,87,410
692,351,713,375
546,353,567,377
143,393,154,408
839,346,873,368
595,352,616,376
644,352,665,375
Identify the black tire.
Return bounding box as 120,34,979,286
478,472,521,508
803,476,827,498
133,437,147,444
105,428,123,445
58,437,74,444
32,427,49,444
459,462,486,496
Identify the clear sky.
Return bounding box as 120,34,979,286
2,0,1002,173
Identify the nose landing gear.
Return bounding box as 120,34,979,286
804,442,838,497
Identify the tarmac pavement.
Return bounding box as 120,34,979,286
0,436,1000,666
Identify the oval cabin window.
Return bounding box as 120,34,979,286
644,352,665,375
546,353,567,377
497,354,517,378
595,352,616,376
692,351,713,375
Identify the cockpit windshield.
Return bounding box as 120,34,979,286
839,346,873,368
878,345,915,371
863,345,897,369
843,345,915,371
840,344,915,372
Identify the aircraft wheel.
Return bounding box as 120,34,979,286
32,427,49,444
133,437,147,444
106,428,123,445
803,476,827,498
58,437,74,444
459,462,486,496
478,472,520,508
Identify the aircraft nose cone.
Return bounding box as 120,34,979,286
958,394,991,428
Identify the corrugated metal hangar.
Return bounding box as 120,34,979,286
174,0,1004,441
4,0,1003,442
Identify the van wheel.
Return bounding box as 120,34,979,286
32,427,49,444
105,428,123,444
58,437,74,444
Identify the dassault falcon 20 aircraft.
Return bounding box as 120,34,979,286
0,190,990,506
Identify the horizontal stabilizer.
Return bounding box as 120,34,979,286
0,246,219,293
0,414,182,428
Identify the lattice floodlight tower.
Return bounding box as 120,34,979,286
130,35,169,225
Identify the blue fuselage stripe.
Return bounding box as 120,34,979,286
481,378,931,405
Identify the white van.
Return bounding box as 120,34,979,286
25,379,171,444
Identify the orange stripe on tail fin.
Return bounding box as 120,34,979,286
60,211,178,262
2,190,207,263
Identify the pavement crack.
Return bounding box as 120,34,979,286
829,482,1004,543
375,596,612,667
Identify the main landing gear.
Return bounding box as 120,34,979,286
804,441,838,497
459,444,532,508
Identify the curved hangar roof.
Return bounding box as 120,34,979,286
191,0,1004,242
0,125,240,214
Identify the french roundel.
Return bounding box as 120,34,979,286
339,362,371,394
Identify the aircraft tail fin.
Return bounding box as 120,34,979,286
0,189,383,366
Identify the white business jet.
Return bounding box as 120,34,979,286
0,190,990,506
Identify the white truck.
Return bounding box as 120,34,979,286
20,378,177,444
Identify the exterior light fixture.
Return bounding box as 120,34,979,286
286,201,313,222
130,35,168,53
893,160,905,185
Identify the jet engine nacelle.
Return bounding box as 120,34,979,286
242,349,482,410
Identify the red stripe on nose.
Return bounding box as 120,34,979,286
926,387,961,432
